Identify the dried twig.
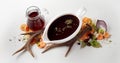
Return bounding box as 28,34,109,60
21,30,42,35
13,24,92,57
12,28,44,57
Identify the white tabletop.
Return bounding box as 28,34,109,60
0,0,120,63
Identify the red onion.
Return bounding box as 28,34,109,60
96,20,107,31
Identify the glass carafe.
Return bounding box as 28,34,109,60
26,6,45,31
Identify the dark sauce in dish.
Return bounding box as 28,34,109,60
48,14,79,40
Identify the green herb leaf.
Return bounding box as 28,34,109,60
78,39,87,48
92,35,97,40
90,40,102,48
109,40,112,42
81,42,87,48
92,23,97,31
98,28,105,34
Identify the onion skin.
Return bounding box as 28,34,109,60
96,20,107,31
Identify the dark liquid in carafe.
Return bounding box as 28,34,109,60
27,12,45,31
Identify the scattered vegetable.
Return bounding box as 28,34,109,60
78,17,111,48
90,40,102,48
109,40,112,42
82,17,92,24
79,40,86,48
104,32,111,38
96,20,107,31
20,24,29,32
37,41,46,48
97,33,104,40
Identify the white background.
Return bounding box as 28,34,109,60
0,0,120,63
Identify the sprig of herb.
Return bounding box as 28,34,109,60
90,39,102,48
78,40,86,48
